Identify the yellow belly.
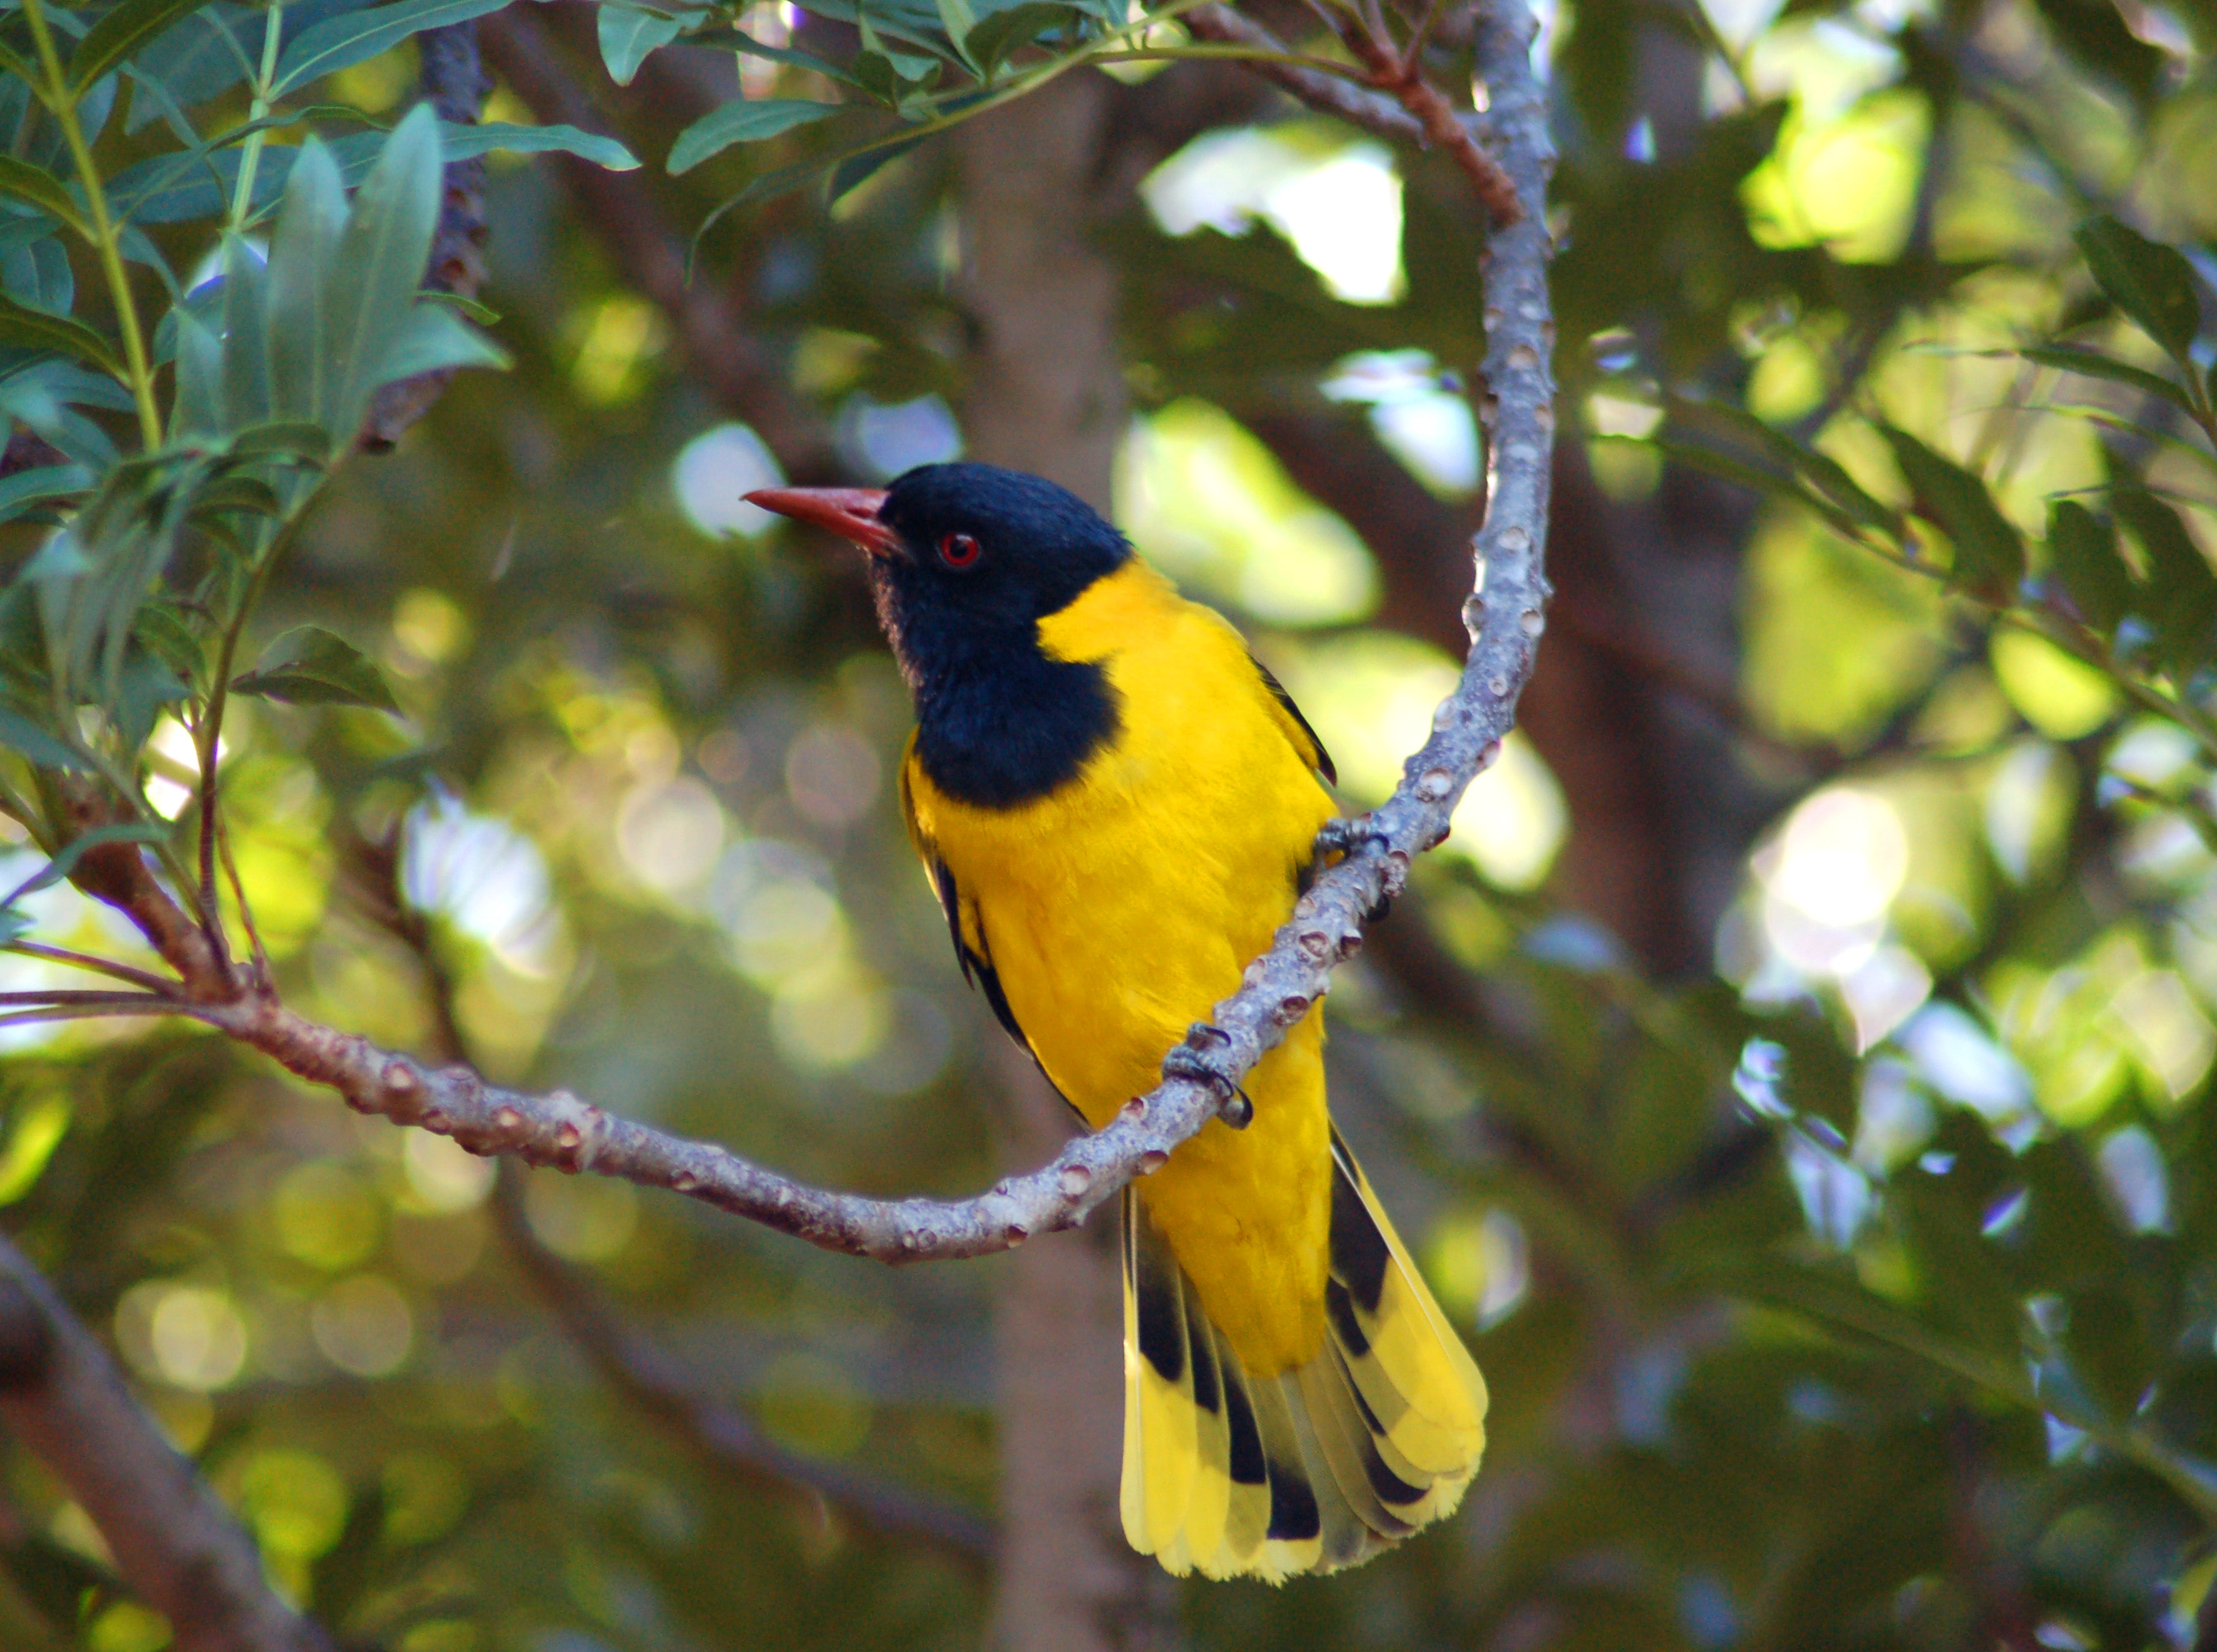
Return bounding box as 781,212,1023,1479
904,565,1337,1374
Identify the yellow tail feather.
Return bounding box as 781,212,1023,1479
1118,1130,1488,1581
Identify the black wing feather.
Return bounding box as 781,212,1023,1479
1251,657,1336,785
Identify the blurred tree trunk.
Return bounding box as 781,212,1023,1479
956,72,1164,1652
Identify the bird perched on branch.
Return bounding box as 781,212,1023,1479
748,463,1486,1579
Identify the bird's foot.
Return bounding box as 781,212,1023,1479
1313,815,1400,922
1163,1024,1254,1129
1313,814,1387,862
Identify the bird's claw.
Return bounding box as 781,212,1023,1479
1314,816,1398,919
1163,1026,1254,1129
1313,814,1387,861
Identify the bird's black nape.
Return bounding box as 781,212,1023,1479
867,462,1132,810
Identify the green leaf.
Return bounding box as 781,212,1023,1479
441,121,640,171
596,1,700,85
1672,396,1897,534
325,103,442,435
2075,216,2205,365
2020,344,2194,415
722,30,862,87
0,238,74,315
0,705,92,771
171,309,223,439
133,602,205,689
273,0,518,97
0,294,121,375
6,823,172,905
377,302,510,382
70,0,218,89
0,157,86,235
2113,484,2217,675
935,0,980,67
1878,426,2026,596
963,0,1071,72
227,419,337,462
2044,500,2128,634
668,99,841,175
231,625,400,711
265,138,349,430
0,463,91,526
219,239,272,434
1650,435,1866,543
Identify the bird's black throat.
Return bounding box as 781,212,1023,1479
874,576,1122,809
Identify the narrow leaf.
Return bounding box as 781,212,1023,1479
963,0,1071,72
0,463,91,526
70,0,217,90
0,706,91,771
596,2,693,85
324,104,442,436
232,625,400,711
935,0,980,67
6,823,172,904
2114,485,2217,675
0,295,121,374
668,98,840,174
2045,500,2128,634
1879,426,2026,596
2020,344,2194,415
219,239,272,432
264,137,349,429
171,309,224,439
2075,216,2205,364
273,0,517,96
376,302,510,382
0,157,86,234
440,121,640,170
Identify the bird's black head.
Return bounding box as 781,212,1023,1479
871,461,1132,643
743,462,1132,807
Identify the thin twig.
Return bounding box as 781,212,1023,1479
1184,6,1424,142
1328,3,1522,223
0,999,186,1028
1,942,178,993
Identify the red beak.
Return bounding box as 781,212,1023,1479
745,487,897,556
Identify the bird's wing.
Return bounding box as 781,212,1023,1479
1249,655,1336,786
899,739,1033,1056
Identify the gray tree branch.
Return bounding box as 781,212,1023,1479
0,1237,333,1652
74,0,1555,1284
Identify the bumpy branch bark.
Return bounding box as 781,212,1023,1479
73,0,1554,1274
0,1238,334,1652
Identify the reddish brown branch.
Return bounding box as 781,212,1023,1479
1187,0,1520,224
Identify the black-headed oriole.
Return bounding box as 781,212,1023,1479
748,463,1487,1578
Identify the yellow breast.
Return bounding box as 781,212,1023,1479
904,561,1339,1371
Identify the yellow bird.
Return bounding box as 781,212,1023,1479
749,463,1486,1578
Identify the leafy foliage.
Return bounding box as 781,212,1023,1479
1,0,2216,1647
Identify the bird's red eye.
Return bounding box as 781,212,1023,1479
939,532,981,569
